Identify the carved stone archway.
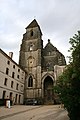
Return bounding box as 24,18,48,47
42,74,54,104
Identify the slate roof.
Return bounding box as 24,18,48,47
26,19,42,35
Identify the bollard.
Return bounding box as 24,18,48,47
6,100,10,108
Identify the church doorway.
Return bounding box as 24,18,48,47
44,76,54,104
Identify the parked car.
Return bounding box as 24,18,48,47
25,99,37,105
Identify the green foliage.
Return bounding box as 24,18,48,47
54,31,80,120
69,31,80,63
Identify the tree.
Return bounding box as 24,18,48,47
54,31,80,120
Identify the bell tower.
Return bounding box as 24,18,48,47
19,19,43,102
19,19,43,70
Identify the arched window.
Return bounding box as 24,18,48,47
30,44,33,51
28,76,33,87
30,30,33,37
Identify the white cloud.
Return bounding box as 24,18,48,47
0,0,80,64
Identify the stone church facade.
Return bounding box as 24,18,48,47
19,19,66,104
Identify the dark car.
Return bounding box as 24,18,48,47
25,99,37,105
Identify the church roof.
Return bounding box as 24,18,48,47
26,19,42,35
43,39,64,57
44,39,57,52
26,19,39,28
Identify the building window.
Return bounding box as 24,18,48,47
30,44,33,51
20,85,23,92
11,81,14,88
28,76,33,87
17,75,19,79
18,69,20,72
48,52,51,55
12,72,15,78
6,68,9,75
2,91,6,99
13,65,15,69
7,60,10,65
30,30,33,37
4,78,8,86
16,83,19,90
22,71,24,75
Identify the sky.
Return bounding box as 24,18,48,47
0,0,80,64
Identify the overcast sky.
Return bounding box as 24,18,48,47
0,0,80,64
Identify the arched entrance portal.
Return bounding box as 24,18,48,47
44,76,54,104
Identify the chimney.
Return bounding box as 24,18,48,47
9,52,13,59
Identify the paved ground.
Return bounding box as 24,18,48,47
0,105,69,120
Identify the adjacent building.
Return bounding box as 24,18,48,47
0,49,25,105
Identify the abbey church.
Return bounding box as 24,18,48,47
0,19,66,105
19,19,66,104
